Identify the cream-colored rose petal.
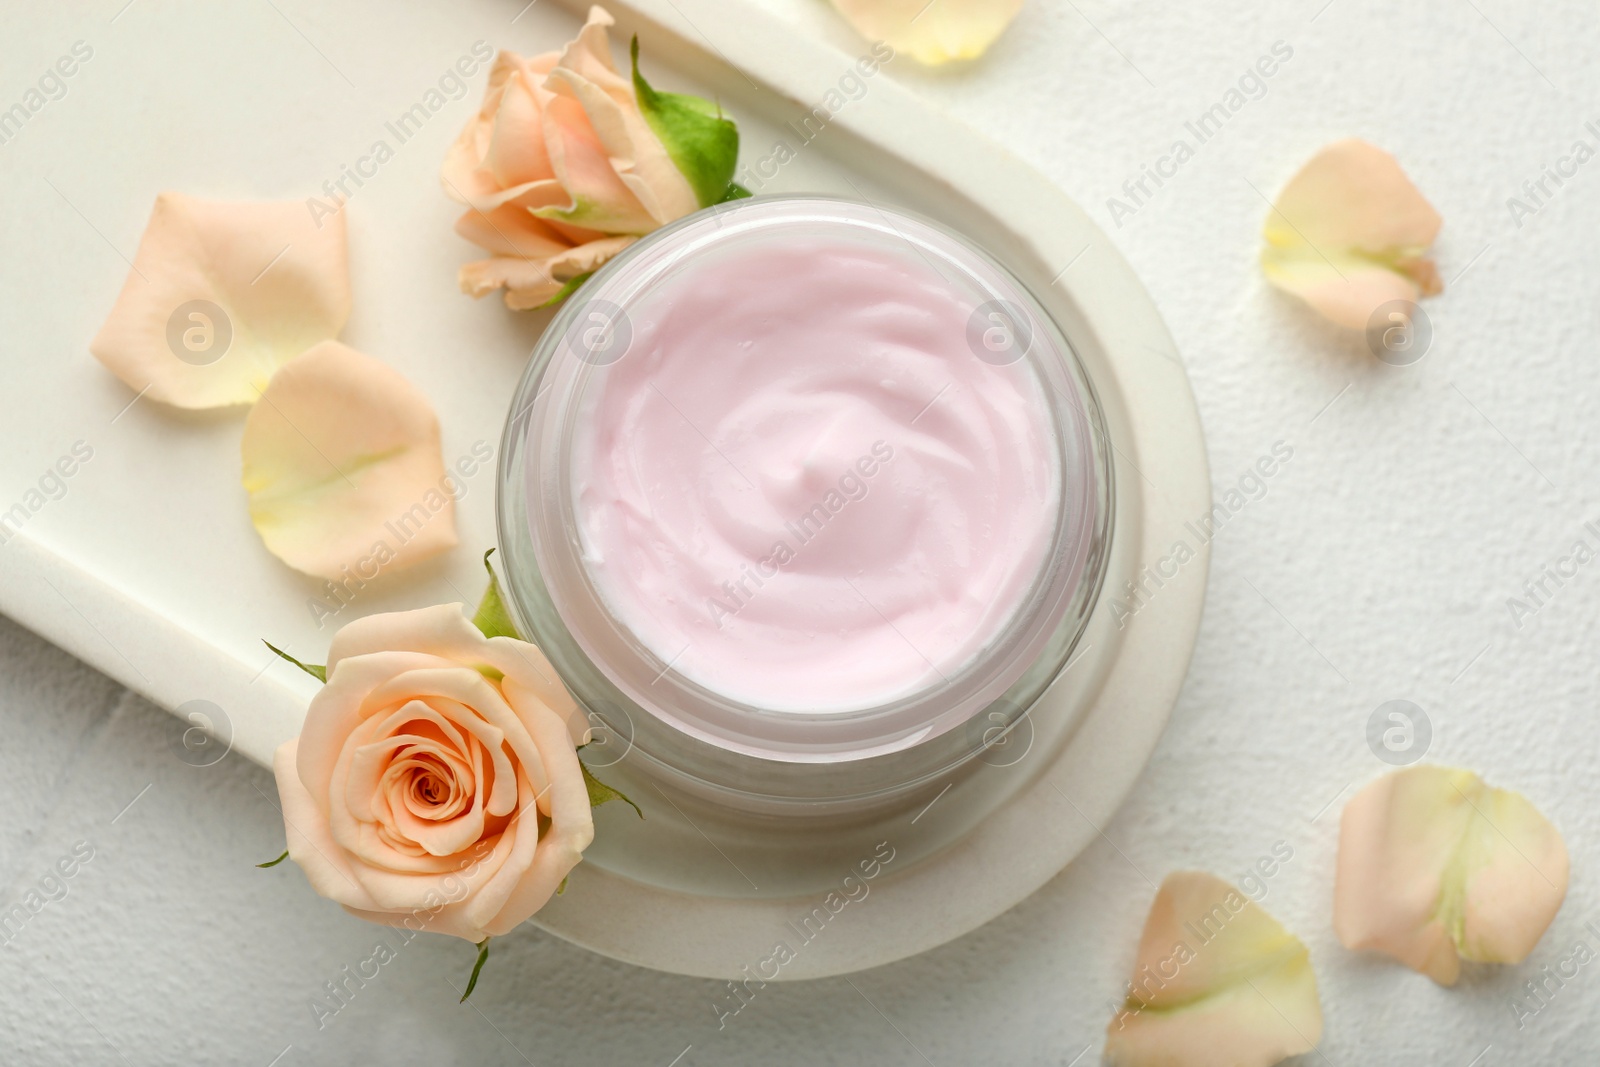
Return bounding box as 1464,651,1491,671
1261,138,1443,330
1105,871,1323,1067
1335,765,1568,985
240,340,456,579
831,0,1022,65
90,192,350,409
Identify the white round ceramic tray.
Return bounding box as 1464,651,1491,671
0,0,1210,981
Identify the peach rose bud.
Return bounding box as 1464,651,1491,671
1260,138,1442,330
1105,871,1323,1067
240,341,456,580
831,0,1022,65
273,604,593,944
443,6,742,309
90,192,350,409
1335,765,1569,985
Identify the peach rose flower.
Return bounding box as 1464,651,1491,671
441,6,740,309
272,604,593,942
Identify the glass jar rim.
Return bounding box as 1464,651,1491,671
497,195,1113,800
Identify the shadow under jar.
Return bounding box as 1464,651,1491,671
497,196,1112,898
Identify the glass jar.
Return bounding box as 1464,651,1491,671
496,196,1112,835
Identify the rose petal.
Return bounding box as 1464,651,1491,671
533,92,657,234
328,726,505,911
347,824,516,919
443,52,563,213
474,702,594,935
457,232,634,310
831,0,1021,65
89,192,350,409
361,675,527,817
345,706,488,858
1261,139,1443,329
326,602,592,747
298,650,451,801
1335,765,1569,985
344,700,475,823
445,53,547,205
501,662,590,752
519,7,685,234
274,738,384,913
346,763,488,871
453,203,580,261
328,708,481,874
542,7,698,226
326,604,475,672
240,340,457,579
484,64,557,190
340,814,522,942
1105,871,1323,1067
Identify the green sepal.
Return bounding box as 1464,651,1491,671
580,757,643,819
472,549,521,641
257,849,290,869
535,272,594,309
631,36,740,209
263,641,326,683
718,182,752,202
460,938,491,1003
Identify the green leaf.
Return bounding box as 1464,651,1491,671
263,641,326,683
257,849,290,869
535,271,594,309
581,758,643,819
631,36,740,209
718,182,752,203
460,938,491,1003
472,549,522,641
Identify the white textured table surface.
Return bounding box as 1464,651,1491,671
3,0,1599,1064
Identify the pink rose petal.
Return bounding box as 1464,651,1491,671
1335,765,1568,985
1261,139,1442,330
240,341,456,579
1106,871,1323,1067
90,192,350,409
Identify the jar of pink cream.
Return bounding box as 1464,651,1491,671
497,196,1111,836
